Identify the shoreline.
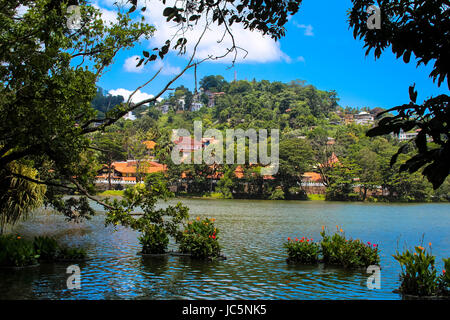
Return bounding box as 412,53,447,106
96,190,448,204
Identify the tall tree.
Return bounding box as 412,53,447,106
0,0,302,223
349,0,450,188
93,132,127,189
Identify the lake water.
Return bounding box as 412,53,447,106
1,199,449,300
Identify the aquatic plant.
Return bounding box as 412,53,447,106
284,237,320,264
320,226,380,268
139,224,169,254
105,173,189,254
394,243,450,297
285,226,380,268
33,236,59,261
0,235,39,267
57,246,87,261
178,217,221,259
438,258,450,296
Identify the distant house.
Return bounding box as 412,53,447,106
160,104,170,114
343,114,354,124
142,140,157,158
354,111,374,125
96,160,166,185
397,129,419,141
205,90,225,108
318,152,340,169
173,136,204,161
326,137,335,145
177,98,185,111
123,111,136,121
190,102,203,112
302,171,323,183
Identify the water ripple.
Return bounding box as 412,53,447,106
0,200,449,299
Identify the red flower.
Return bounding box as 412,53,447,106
295,238,299,242
287,237,291,241
212,235,216,239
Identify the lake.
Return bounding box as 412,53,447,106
1,199,449,300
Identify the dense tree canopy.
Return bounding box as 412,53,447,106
0,0,303,226
349,0,450,188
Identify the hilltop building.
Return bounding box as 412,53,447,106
205,90,225,108
353,111,374,125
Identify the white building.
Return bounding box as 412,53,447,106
398,129,418,141
177,98,185,111
161,104,170,114
123,111,136,120
354,111,374,125
191,102,203,112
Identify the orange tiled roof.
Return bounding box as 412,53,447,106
143,140,157,149
318,152,340,168
111,161,166,174
303,172,323,182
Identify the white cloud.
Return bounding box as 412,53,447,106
15,5,29,17
93,3,119,25
297,56,306,63
108,88,154,104
140,0,291,64
293,22,314,36
123,54,181,76
152,60,182,76
124,55,145,73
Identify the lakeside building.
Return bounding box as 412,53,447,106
96,160,166,185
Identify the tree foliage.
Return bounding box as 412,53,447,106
349,0,450,188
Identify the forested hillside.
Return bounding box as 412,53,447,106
90,76,450,202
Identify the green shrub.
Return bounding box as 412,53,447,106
178,217,221,259
284,237,320,263
308,194,325,201
319,226,380,268
0,235,39,267
104,174,190,255
139,225,169,254
438,258,450,295
393,244,438,296
33,236,59,260
57,246,87,261
269,187,285,200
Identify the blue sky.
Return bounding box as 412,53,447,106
96,0,449,110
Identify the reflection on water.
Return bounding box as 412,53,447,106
0,199,449,300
